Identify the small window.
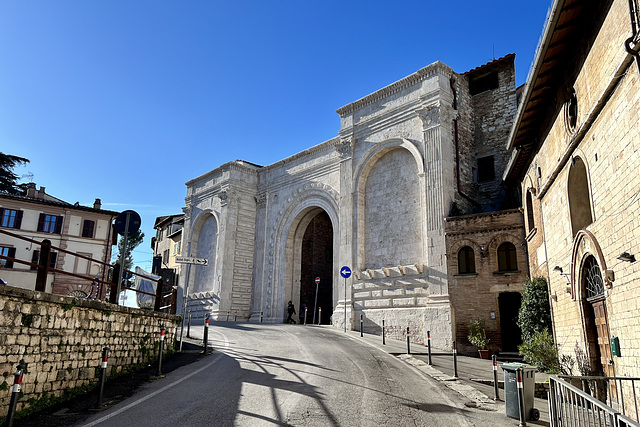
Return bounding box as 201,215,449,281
30,250,58,270
469,72,499,95
526,190,535,233
497,242,517,272
457,246,476,274
0,246,16,268
163,249,170,264
0,209,23,229
477,156,495,182
82,220,95,238
37,214,63,234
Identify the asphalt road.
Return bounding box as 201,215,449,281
77,323,496,427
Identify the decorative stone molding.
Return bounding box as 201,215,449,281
383,267,403,277
255,193,267,207
218,191,228,206
336,139,352,159
417,103,441,130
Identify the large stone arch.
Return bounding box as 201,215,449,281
353,139,426,270
268,188,340,322
188,209,220,296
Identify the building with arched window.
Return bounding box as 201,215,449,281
505,0,640,407
179,54,526,351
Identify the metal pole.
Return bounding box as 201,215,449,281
318,307,321,325
178,255,191,351
157,326,165,376
187,312,192,338
234,311,237,322
406,327,411,354
304,306,308,325
312,279,319,325
226,311,229,321
97,347,109,408
260,311,263,323
344,277,347,333
453,341,458,378
360,315,363,337
382,319,386,345
203,314,209,355
517,367,527,426
492,354,500,400
6,363,26,427
427,330,432,365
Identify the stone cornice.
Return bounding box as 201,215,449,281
260,136,341,173
185,160,259,188
444,224,524,238
444,208,523,222
336,61,453,117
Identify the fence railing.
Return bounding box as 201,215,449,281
549,375,640,427
0,228,176,313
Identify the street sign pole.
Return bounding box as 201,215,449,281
179,242,193,352
312,277,320,325
340,266,351,333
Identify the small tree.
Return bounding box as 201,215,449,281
0,152,30,195
517,276,552,342
113,230,145,272
467,319,490,350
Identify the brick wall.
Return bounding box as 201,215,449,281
0,286,180,417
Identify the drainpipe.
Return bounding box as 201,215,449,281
450,77,481,211
626,0,640,73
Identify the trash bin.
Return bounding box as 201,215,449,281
501,363,540,421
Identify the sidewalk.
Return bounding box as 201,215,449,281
339,327,551,426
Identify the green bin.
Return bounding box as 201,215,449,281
501,363,539,421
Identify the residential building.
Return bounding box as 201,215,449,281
505,0,640,393
151,214,184,290
0,183,118,297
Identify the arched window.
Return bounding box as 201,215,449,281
497,242,517,272
526,190,535,233
568,157,593,236
457,246,476,274
582,255,604,301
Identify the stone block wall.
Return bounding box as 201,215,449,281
0,286,180,417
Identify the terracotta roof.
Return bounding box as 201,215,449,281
463,53,516,77
0,192,118,216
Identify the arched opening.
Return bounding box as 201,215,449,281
497,242,517,272
298,211,333,324
568,157,593,236
192,214,218,295
457,246,476,274
580,255,610,376
498,292,522,352
526,190,535,233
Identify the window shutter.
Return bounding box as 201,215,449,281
49,252,58,269
15,211,23,229
0,208,4,225
54,216,63,234
6,247,16,268
31,250,40,270
37,214,46,232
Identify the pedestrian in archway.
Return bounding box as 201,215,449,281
286,301,296,324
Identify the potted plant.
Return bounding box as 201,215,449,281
468,319,490,359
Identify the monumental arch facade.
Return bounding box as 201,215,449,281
181,56,524,349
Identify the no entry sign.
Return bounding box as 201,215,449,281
315,277,320,284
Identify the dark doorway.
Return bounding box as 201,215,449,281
299,211,333,324
498,292,523,352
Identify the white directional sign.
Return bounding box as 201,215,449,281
175,256,209,266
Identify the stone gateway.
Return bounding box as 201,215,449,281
180,55,527,351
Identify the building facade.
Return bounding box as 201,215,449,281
151,214,184,289
182,55,527,350
506,0,640,392
0,183,117,297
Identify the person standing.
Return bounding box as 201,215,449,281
286,301,296,324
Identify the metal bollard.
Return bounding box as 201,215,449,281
6,363,26,427
517,367,527,426
226,311,229,321
203,314,210,354
234,311,237,322
304,306,308,325
406,327,411,354
360,315,363,337
187,311,192,338
453,340,458,377
157,326,165,376
427,330,432,365
492,354,500,400
382,319,386,345
260,311,263,323
97,347,109,408
318,307,322,325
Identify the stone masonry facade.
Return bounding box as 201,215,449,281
0,286,180,417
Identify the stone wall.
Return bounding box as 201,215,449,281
0,286,180,417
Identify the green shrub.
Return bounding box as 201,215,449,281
517,277,552,342
467,319,489,350
519,329,560,373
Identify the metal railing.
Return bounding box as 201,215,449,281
0,228,176,313
549,375,640,426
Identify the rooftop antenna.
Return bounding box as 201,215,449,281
493,45,495,60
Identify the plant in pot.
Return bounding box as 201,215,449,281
468,319,490,359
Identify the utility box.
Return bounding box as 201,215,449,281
501,363,539,421
611,336,621,356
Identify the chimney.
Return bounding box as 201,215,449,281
38,186,46,200
26,183,37,198
94,198,102,210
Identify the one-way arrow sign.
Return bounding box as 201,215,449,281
175,256,209,266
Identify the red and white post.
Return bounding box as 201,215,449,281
6,363,26,427
97,347,109,408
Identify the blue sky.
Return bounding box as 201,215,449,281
2,1,550,270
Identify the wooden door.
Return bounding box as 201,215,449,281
590,299,616,402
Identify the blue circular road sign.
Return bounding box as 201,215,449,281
340,266,352,279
